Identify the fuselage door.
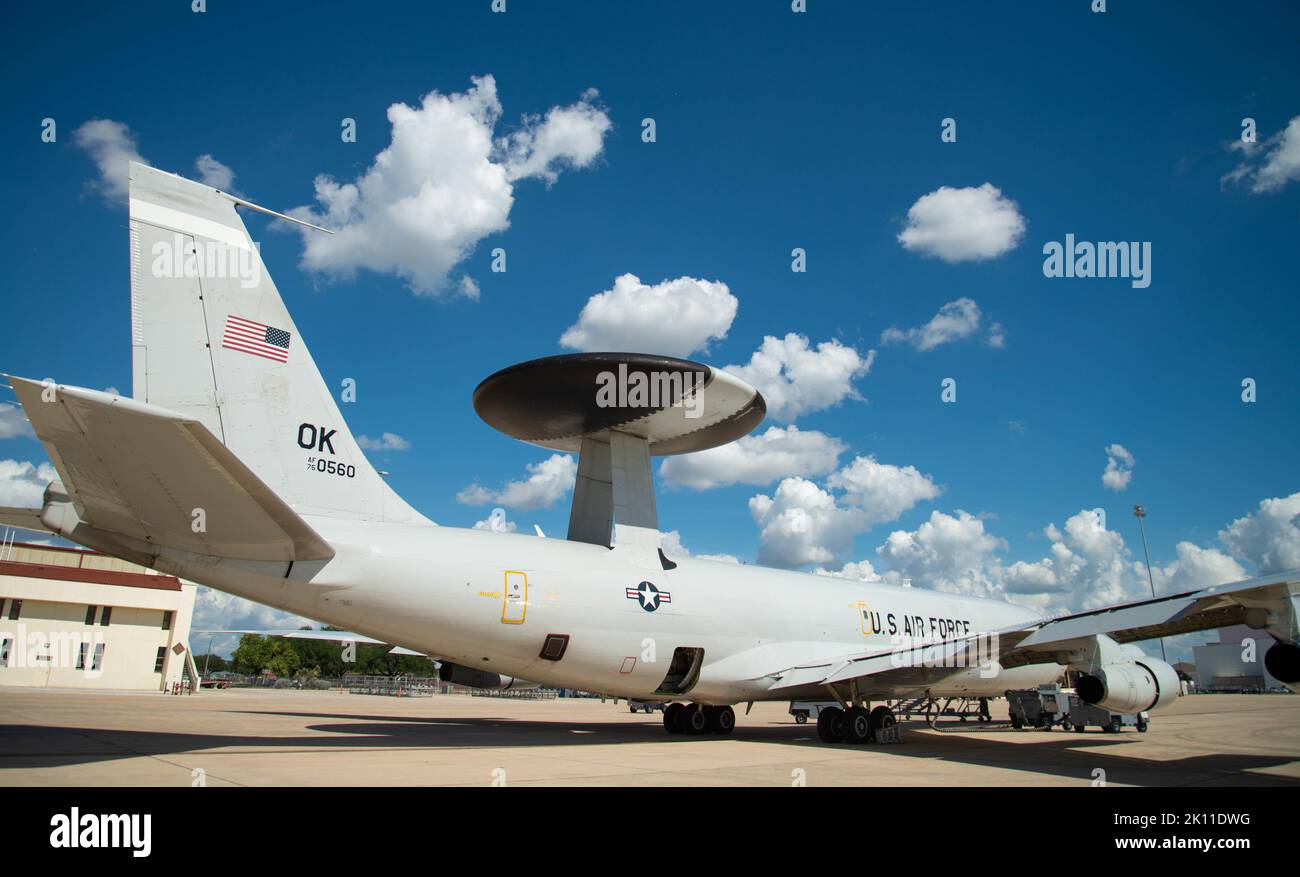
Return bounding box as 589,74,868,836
502,570,527,624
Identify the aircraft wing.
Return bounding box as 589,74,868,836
6,376,333,563
195,629,430,657
766,571,1300,692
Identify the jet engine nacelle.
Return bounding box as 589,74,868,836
1077,657,1180,713
437,662,536,691
1264,642,1300,685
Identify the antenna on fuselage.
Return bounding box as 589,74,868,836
471,353,766,565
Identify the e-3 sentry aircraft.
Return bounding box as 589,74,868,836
3,163,1298,743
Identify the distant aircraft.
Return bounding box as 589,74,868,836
3,163,1297,742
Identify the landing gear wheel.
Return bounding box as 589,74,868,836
843,707,873,744
1107,717,1122,733
663,703,684,734
870,705,897,738
794,712,808,725
681,704,709,735
706,705,736,735
1136,717,1148,733
816,706,846,743
1074,725,1085,733
1010,715,1023,730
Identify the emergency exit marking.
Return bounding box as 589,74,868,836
501,570,527,624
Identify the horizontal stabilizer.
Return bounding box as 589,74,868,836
7,376,334,563
0,507,53,535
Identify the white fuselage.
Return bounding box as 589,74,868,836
167,519,1062,704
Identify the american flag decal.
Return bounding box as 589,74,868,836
222,315,291,362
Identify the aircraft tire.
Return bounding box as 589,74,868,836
664,703,684,734
682,704,709,735
844,707,873,744
870,706,897,737
706,705,736,735
816,706,846,743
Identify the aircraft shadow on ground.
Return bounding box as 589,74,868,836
0,714,1295,786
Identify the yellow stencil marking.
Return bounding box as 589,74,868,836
850,599,872,635
502,570,527,624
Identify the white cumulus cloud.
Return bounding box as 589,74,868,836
73,119,147,203
1101,443,1134,492
1223,116,1300,194
875,510,1007,599
192,588,314,656
457,453,577,510
827,455,943,522
824,495,1292,618
194,154,235,191
357,432,411,451
881,297,1002,351
559,273,738,357
473,508,517,533
288,75,611,296
813,560,885,582
749,456,939,568
659,529,740,564
1151,542,1246,595
0,459,56,506
897,183,1025,262
0,404,33,439
749,477,867,567
658,425,846,490
1219,492,1300,574
726,333,874,422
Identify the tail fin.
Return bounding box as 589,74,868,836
127,162,426,524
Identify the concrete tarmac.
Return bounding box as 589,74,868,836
1,688,1297,787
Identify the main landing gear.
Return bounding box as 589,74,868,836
662,702,736,736
817,704,897,744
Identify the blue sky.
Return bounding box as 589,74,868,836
2,1,1299,645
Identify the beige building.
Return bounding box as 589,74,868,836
0,541,198,691
1193,624,1284,692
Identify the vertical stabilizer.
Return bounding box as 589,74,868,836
127,162,426,524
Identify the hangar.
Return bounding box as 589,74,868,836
0,538,198,692
1193,625,1285,692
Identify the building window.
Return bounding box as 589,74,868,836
92,643,105,671
77,642,89,670
99,606,112,626
85,605,97,625
161,611,173,631
0,637,11,667
8,599,20,621
153,646,166,673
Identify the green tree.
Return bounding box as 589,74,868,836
231,635,272,674
265,639,301,678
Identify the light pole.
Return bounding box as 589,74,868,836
1133,505,1167,662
